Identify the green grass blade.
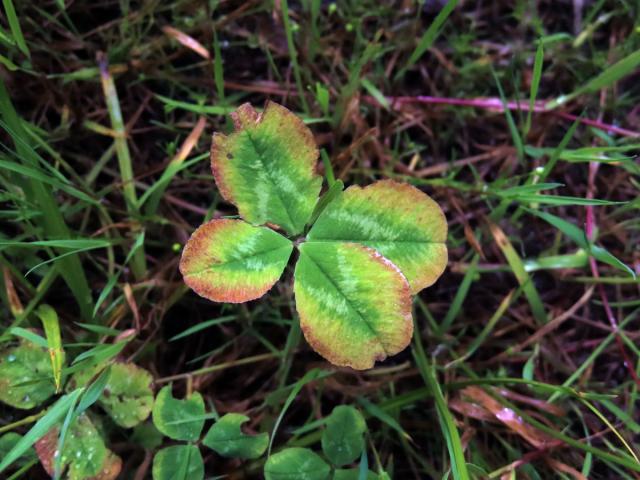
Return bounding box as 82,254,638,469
35,305,64,393
492,68,524,162
0,79,93,320
396,0,459,79
2,0,29,57
0,389,83,473
98,53,146,280
489,222,547,324
281,0,309,114
547,49,640,108
524,40,544,135
413,333,469,480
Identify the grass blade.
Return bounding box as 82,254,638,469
35,305,64,393
2,0,29,57
0,389,83,473
396,0,459,79
524,40,544,135
488,221,547,324
413,332,470,480
547,49,640,108
98,53,146,280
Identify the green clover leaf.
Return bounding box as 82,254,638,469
0,339,57,409
180,102,448,369
152,386,205,442
202,413,269,459
152,445,204,480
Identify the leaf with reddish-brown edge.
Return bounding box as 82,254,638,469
294,241,413,370
307,180,448,294
180,219,293,303
211,102,322,235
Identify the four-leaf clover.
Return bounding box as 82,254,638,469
180,102,447,369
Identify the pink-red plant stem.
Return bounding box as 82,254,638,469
372,95,640,138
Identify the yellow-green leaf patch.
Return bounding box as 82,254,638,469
180,219,293,303
211,102,322,235
294,242,413,370
307,180,448,294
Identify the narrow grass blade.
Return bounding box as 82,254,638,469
140,117,206,214
413,333,470,480
98,53,146,280
281,0,309,114
35,305,64,393
446,289,517,368
488,221,547,324
268,369,327,456
2,0,29,57
0,389,83,473
396,0,459,79
8,326,48,348
0,80,93,320
492,68,524,161
524,40,544,135
439,254,479,333
526,208,635,277
547,49,640,108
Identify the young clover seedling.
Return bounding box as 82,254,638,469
180,102,448,369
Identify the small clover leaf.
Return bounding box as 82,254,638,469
69,362,154,428
0,339,57,409
152,445,204,480
264,447,331,480
181,102,448,369
152,386,205,441
202,413,269,459
321,406,367,466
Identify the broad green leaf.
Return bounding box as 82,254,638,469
69,362,154,428
294,242,413,369
152,385,205,441
202,413,269,459
333,469,379,480
0,339,56,409
180,219,293,303
152,445,204,480
211,102,322,235
34,414,121,480
264,447,331,480
0,433,36,467
307,180,448,294
321,406,367,466
35,304,64,393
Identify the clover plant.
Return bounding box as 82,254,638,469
151,385,269,480
180,102,448,369
0,307,154,479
